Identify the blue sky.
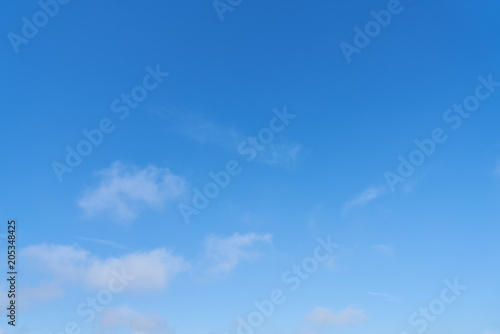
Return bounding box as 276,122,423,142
1,0,500,333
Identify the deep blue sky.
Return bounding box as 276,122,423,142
1,1,500,333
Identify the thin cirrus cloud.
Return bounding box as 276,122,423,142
305,305,367,326
76,236,129,250
77,161,186,222
21,243,190,293
343,186,386,212
258,143,303,168
173,110,240,149
204,232,273,276
157,108,303,168
373,244,395,256
100,305,169,334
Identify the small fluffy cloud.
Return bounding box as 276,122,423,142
22,244,189,293
306,305,367,326
344,186,386,212
204,232,272,275
100,305,169,333
78,161,186,222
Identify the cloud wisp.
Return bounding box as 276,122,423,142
343,186,386,212
204,232,273,276
305,305,367,327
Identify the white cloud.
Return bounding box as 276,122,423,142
78,161,186,222
344,186,386,212
100,305,169,333
84,248,189,291
22,244,189,293
204,232,272,275
22,244,89,282
306,305,367,326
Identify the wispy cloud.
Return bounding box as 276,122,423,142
76,237,128,250
258,143,303,168
344,186,386,212
155,107,241,149
373,244,395,256
401,172,426,194
367,292,400,303
204,232,272,276
305,305,367,326
154,107,303,168
78,161,186,222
